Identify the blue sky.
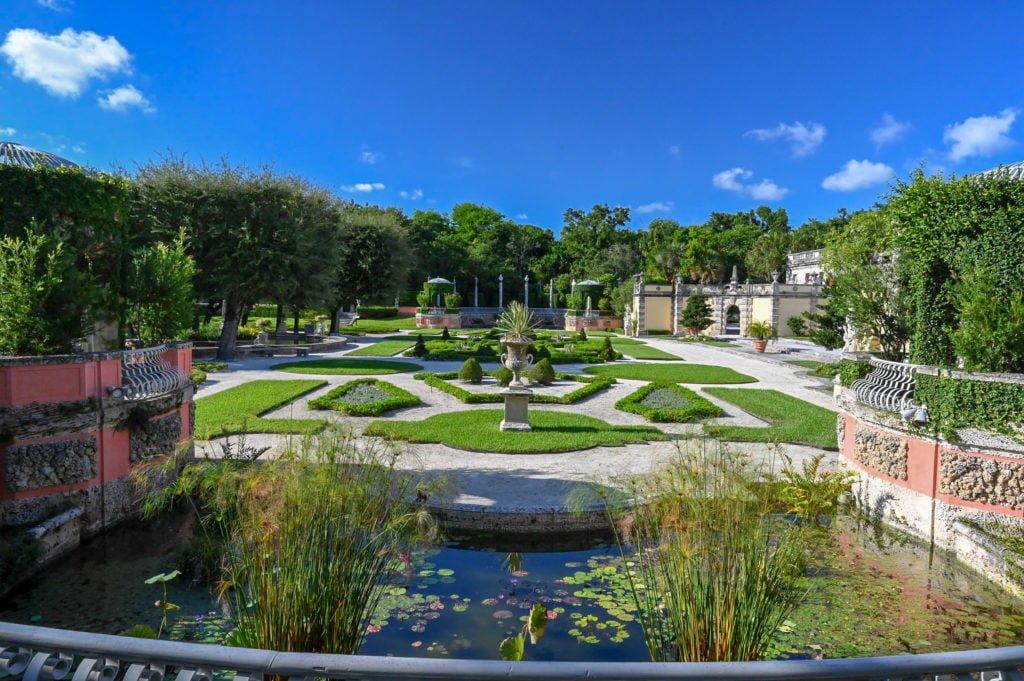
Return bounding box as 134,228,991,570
2,1,1023,232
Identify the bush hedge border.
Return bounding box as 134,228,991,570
839,358,872,387
308,378,421,416
414,370,615,404
614,382,723,422
914,372,1024,441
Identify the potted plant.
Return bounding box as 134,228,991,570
495,301,538,387
746,320,777,353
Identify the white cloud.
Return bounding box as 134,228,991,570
71,143,85,154
515,213,528,220
944,108,1018,161
98,84,154,112
668,145,681,159
1,28,132,97
712,167,788,201
37,0,72,10
452,155,474,171
745,121,826,157
636,201,674,214
0,126,15,136
360,150,381,164
399,188,423,200
341,182,385,193
822,159,894,191
870,113,910,148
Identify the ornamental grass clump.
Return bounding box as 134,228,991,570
611,438,807,662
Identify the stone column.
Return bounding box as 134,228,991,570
474,277,479,308
549,279,554,308
633,273,646,336
524,274,530,308
498,274,504,308
672,273,683,336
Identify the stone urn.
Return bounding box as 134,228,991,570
501,337,534,387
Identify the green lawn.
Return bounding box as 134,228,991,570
346,340,415,356
364,409,665,453
351,315,419,333
194,379,326,438
702,388,838,449
615,382,723,422
585,363,757,384
612,342,682,360
786,360,825,370
271,359,423,375
785,360,842,379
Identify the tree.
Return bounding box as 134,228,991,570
680,296,713,335
640,218,687,280
124,230,196,344
745,231,791,282
801,291,846,350
822,211,910,360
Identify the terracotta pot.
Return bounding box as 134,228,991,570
752,339,768,353
501,338,534,387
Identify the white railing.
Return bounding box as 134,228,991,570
120,345,190,401
852,357,922,412
4,622,1024,681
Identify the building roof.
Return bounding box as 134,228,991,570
0,141,84,170
974,161,1024,181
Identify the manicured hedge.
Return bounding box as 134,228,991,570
308,378,421,416
839,358,872,387
915,373,1024,441
357,306,399,319
615,382,723,422
415,370,615,404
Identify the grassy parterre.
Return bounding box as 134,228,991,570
351,315,419,333
194,379,326,438
271,359,423,375
415,370,614,404
307,378,421,416
612,342,682,360
585,363,757,384
615,382,723,422
346,340,415,356
702,387,838,449
364,409,666,453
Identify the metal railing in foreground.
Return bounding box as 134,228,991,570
852,356,923,413
4,622,1024,681
120,344,190,401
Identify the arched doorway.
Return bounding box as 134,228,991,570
724,305,741,335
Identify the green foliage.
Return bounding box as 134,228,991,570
494,366,513,386
0,228,86,354
499,603,549,661
458,357,484,383
191,368,207,387
577,328,587,342
194,361,228,372
443,291,461,309
307,378,420,416
440,326,451,341
703,388,838,449
597,336,617,362
415,290,431,309
351,315,418,333
915,372,1024,441
586,363,758,384
528,358,556,385
0,529,39,589
271,358,423,375
611,439,805,661
801,292,846,350
124,229,196,344
356,306,398,319
680,295,714,335
145,569,182,638
778,452,856,519
786,316,807,337
615,382,723,422
839,359,872,387
495,301,538,340
122,625,159,639
365,409,665,453
194,379,327,437
410,334,428,357
885,169,1024,366
948,270,1024,373
745,320,777,341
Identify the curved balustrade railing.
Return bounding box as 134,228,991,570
121,345,190,401
3,622,1024,681
851,357,922,413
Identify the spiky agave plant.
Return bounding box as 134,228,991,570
612,437,806,662
494,300,539,342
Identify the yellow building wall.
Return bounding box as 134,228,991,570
750,297,773,326
645,297,673,332
777,297,814,337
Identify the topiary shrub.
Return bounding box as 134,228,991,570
410,334,428,358
528,358,556,385
597,336,617,362
441,326,451,341
533,343,551,360
577,328,588,342
459,357,484,384
786,316,807,337
494,366,513,386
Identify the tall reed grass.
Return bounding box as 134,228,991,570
611,437,808,662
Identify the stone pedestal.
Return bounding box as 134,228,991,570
500,387,533,431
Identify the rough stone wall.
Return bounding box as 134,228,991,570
4,437,98,492
130,412,182,464
853,427,908,480
940,451,1024,510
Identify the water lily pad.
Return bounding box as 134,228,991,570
437,568,455,576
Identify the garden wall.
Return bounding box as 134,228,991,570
0,344,194,567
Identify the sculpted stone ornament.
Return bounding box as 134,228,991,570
494,301,537,431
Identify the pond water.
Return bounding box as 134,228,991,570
3,512,1024,661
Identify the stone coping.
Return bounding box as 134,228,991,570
0,341,192,367
841,352,1024,386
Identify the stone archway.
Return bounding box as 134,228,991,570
724,304,741,335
